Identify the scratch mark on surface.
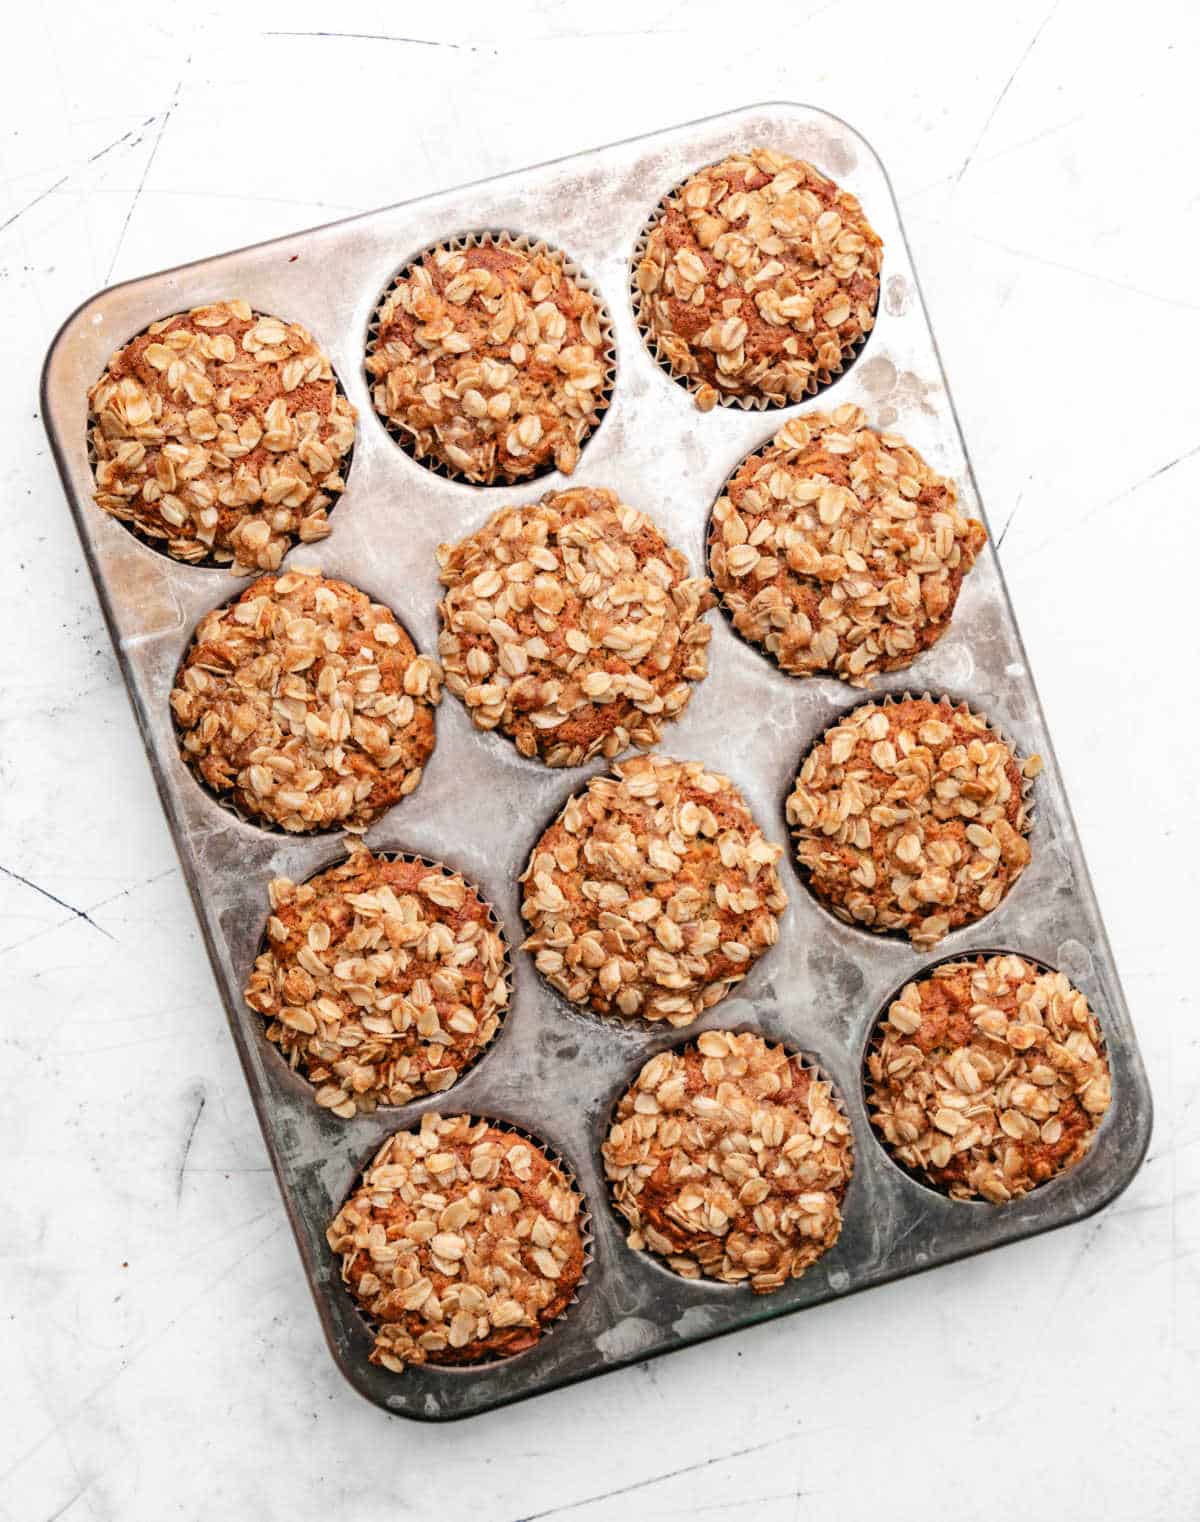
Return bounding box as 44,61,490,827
1017,439,1200,563
504,1437,791,1522
1111,1189,1198,1220
1118,441,1200,496
263,30,495,53
650,1489,811,1518
0,1210,284,1490
176,1091,207,1201
88,866,179,912
44,1488,88,1522
954,0,1060,187
996,483,1028,550
47,1034,185,1058
124,1215,285,1359
0,865,115,941
531,27,691,40
904,113,1084,200
96,186,362,213
0,866,177,956
0,175,68,235
87,129,134,164
174,1165,274,1175
906,216,1200,313
182,1206,282,1261
887,1211,926,1253
105,70,186,282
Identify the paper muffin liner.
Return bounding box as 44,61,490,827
364,230,617,487
246,842,514,1118
168,569,439,837
518,760,787,1035
85,304,357,573
786,690,1041,947
600,1028,854,1289
332,1112,594,1372
861,947,1112,1204
630,165,879,413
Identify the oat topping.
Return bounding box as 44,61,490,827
244,846,508,1117
787,698,1039,948
170,566,440,832
366,238,611,484
437,487,713,766
636,149,883,408
709,406,987,682
88,300,355,571
327,1113,586,1370
603,1031,853,1289
866,954,1111,1202
521,755,786,1026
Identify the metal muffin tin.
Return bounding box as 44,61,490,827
41,102,1151,1421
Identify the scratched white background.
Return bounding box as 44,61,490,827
3,1,1199,1519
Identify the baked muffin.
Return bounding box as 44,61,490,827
521,754,786,1026
866,954,1111,1202
785,697,1041,943
787,697,1039,948
603,1030,853,1290
244,846,508,1117
636,148,882,409
437,486,713,766
88,300,355,571
709,406,987,682
170,566,440,832
327,1114,587,1371
366,236,611,483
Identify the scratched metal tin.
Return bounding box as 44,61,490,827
41,103,1152,1421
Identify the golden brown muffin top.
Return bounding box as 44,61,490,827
637,149,882,408
603,1030,853,1290
170,566,440,832
89,300,354,571
788,697,1040,947
521,754,786,1026
866,954,1111,1202
327,1114,586,1371
245,846,509,1117
437,487,713,767
367,239,610,484
709,405,986,682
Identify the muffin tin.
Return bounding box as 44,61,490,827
41,102,1151,1421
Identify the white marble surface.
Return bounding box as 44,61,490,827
3,2,1198,1518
